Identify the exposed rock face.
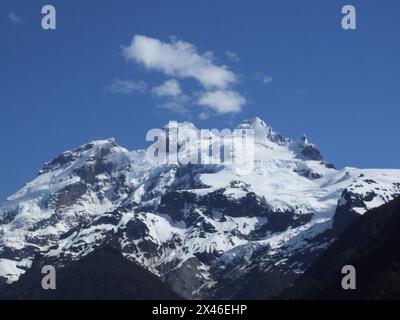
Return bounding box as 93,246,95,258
332,189,364,235
283,197,400,300
1,119,400,299
301,145,323,161
332,178,400,236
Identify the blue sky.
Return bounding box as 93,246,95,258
1,0,400,201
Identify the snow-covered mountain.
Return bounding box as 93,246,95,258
1,117,400,299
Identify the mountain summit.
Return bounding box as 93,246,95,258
1,118,400,298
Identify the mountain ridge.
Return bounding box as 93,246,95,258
1,117,399,299
0,246,182,300
281,196,400,299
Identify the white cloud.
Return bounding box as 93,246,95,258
255,72,272,84
159,100,189,114
152,79,182,97
198,112,210,120
152,79,190,114
121,35,247,116
8,12,22,24
158,93,192,114
122,35,237,89
225,50,240,63
197,90,246,114
106,79,147,93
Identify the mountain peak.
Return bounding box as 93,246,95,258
236,117,290,146
38,138,122,176
237,117,271,139
298,134,309,147
238,117,270,130
89,138,117,147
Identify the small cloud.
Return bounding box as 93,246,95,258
122,35,237,89
225,50,240,63
158,100,189,114
106,79,147,94
198,112,210,120
203,51,216,61
157,93,191,114
254,72,272,84
8,12,23,24
153,79,191,114
197,90,246,114
152,79,182,97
